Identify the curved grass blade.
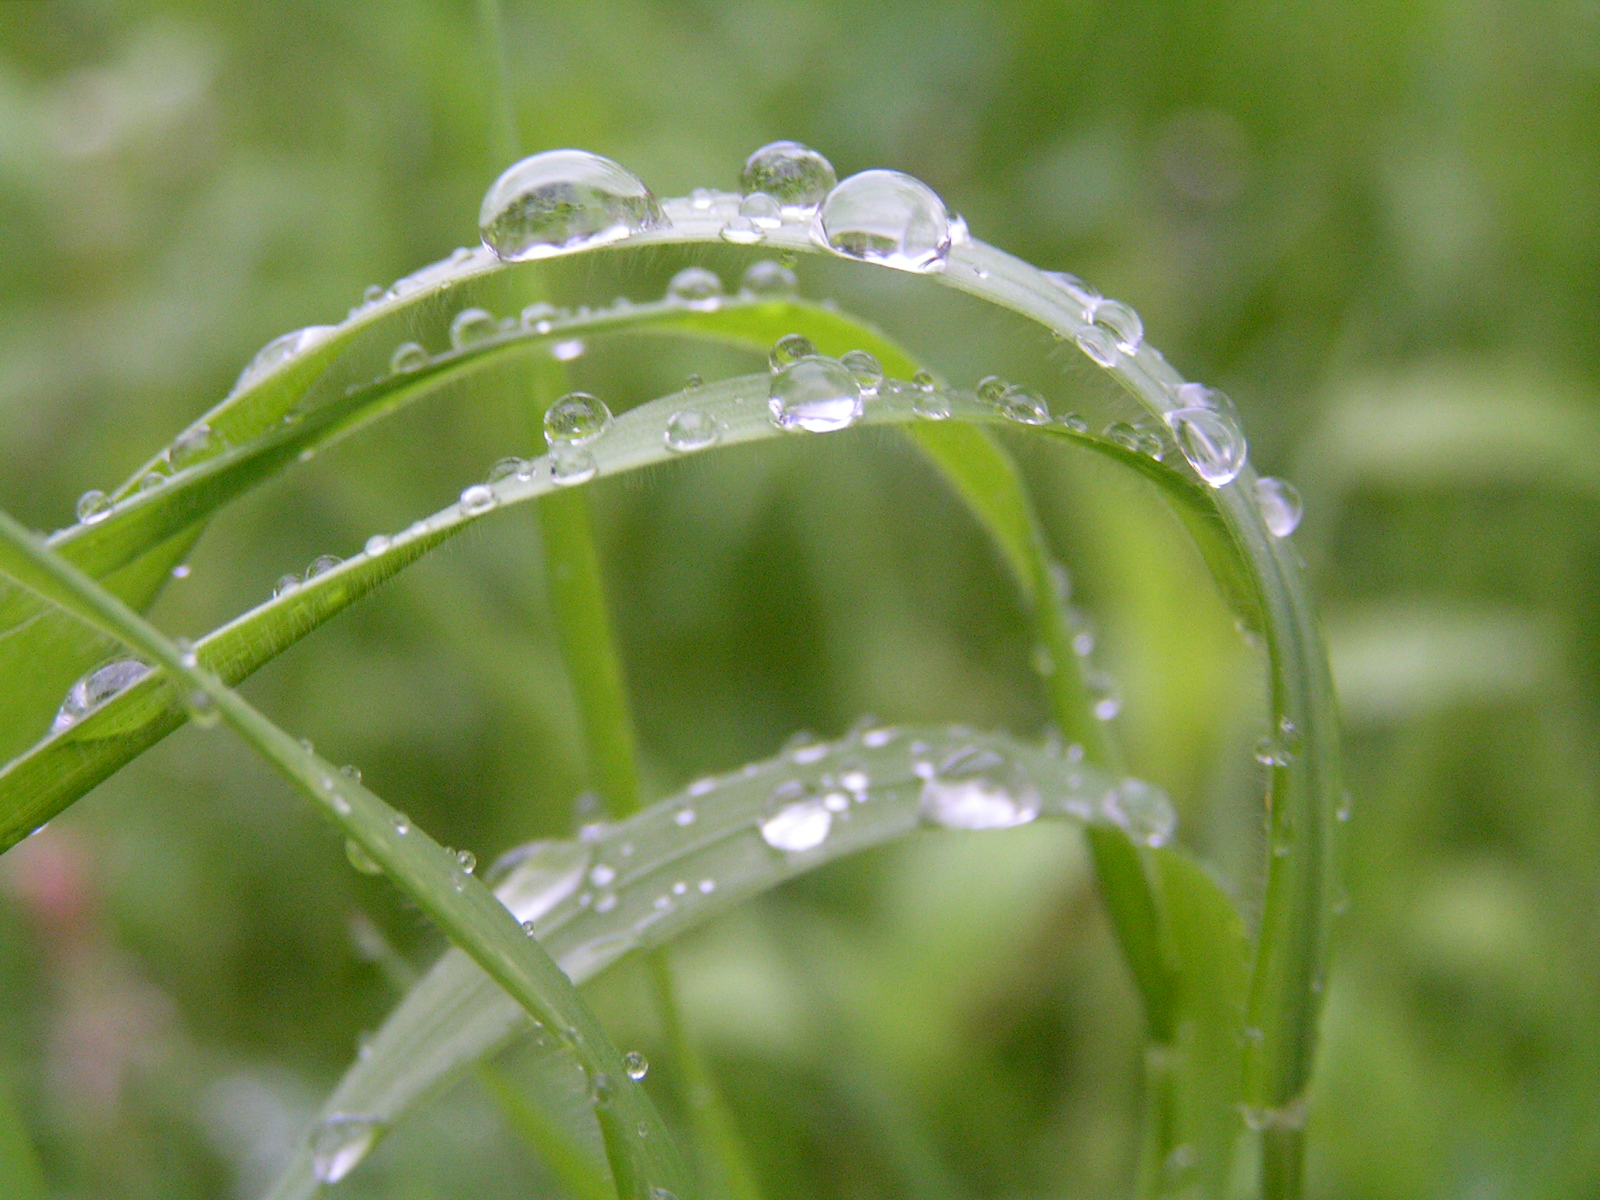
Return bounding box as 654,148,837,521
262,720,1167,1200
0,509,694,1200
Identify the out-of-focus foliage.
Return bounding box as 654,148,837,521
0,2,1595,1198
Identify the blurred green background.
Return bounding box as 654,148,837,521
2,1,1598,1198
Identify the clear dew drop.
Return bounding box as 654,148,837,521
993,384,1050,425
624,1051,649,1081
489,456,536,483
741,141,837,212
759,790,834,853
1086,298,1143,354
460,484,496,515
1086,671,1121,720
551,338,585,362
918,745,1040,830
741,259,798,298
1173,381,1240,424
1102,778,1176,847
389,341,429,374
171,423,226,469
666,266,724,310
1075,324,1121,368
1105,421,1142,452
52,659,151,733
544,392,614,447
305,554,342,581
364,533,391,556
449,307,499,349
345,838,383,876
186,688,220,728
817,169,951,272
76,490,112,525
479,149,664,262
310,1114,383,1185
719,215,764,244
1255,477,1303,537
236,325,336,393
589,864,616,888
139,471,168,493
455,849,477,874
738,192,783,229
839,350,883,397
1167,406,1248,487
769,357,863,433
1057,412,1089,433
911,370,950,420
674,807,696,826
768,333,818,370
551,447,597,486
684,374,704,392
272,574,300,599
665,408,719,452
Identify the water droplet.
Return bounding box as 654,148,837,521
449,307,498,349
310,1114,383,1184
861,727,898,748
919,745,1040,829
665,408,719,452
272,574,300,599
545,392,614,447
1075,324,1120,367
698,878,715,894
456,849,477,874
175,637,199,670
673,807,696,827
684,374,704,392
551,338,586,362
741,141,836,212
595,893,617,913
392,814,410,835
769,357,862,433
687,776,718,797
236,326,336,392
489,456,535,483
479,150,664,262
460,484,496,515
741,259,798,298
52,659,150,733
719,215,764,243
1086,671,1121,720
991,384,1050,425
591,1071,615,1104
76,490,112,525
390,341,429,374
590,864,616,888
346,838,382,876
364,534,391,556
1172,381,1241,424
171,423,226,469
1167,406,1247,487
1102,778,1176,847
759,788,833,852
689,187,716,210
171,563,191,579
624,1051,649,1081
818,169,951,272
138,471,168,493
840,350,883,397
186,688,220,728
667,266,724,310
738,191,783,229
649,1189,679,1200
551,447,597,486
768,333,818,370
339,764,362,784
1255,477,1303,537
911,371,950,419
1056,412,1089,433
1086,299,1143,354
305,555,342,581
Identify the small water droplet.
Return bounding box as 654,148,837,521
545,392,614,447
51,659,150,733
551,338,586,362
759,787,834,852
840,350,883,397
590,864,616,888
1086,298,1143,354
171,563,191,579
741,259,798,298
1075,324,1121,367
1255,477,1303,537
171,423,226,469
769,357,862,433
689,187,716,210
1056,412,1089,433
346,838,382,876
738,191,783,229
624,1051,649,1081
450,307,498,349
460,484,496,515
665,408,719,452
1049,562,1072,603
139,471,168,493
1102,778,1176,847
551,447,597,486
390,342,429,374
186,688,220,728
76,490,112,525
175,637,199,670
273,574,300,599
1105,422,1143,452
992,384,1050,425
364,533,391,556
310,1114,383,1184
667,266,724,310
910,370,950,419
818,170,951,272
674,807,696,826
305,555,342,581
721,213,764,243
595,893,617,913
479,150,665,262
919,745,1040,829
1337,793,1352,823
1086,671,1120,720
392,814,410,835
698,878,715,894
741,141,836,212
456,849,477,874
1167,406,1248,487
237,326,336,393
768,333,818,370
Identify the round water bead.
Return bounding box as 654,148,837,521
840,350,883,397
769,357,862,433
346,838,383,876
310,1114,383,1185
1086,670,1121,720
305,555,342,580
544,392,614,447
76,490,112,525
719,215,764,244
52,659,151,733
551,447,598,485
236,325,336,393
993,384,1050,425
1086,298,1143,354
759,787,834,852
1171,381,1240,424
624,1051,649,1081
479,150,664,262
1254,477,1303,537
664,408,719,452
741,259,798,298
1167,406,1247,487
459,484,495,515
449,307,499,349
740,141,837,211
911,371,950,419
389,341,429,374
768,333,818,371
170,423,226,468
364,534,391,556
738,192,783,229
919,745,1041,830
666,266,724,310
1075,324,1121,367
488,456,533,483
817,170,951,272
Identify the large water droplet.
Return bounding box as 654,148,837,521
479,150,664,262
1102,779,1176,847
236,326,336,393
76,490,112,525
759,787,834,852
450,307,499,349
741,141,837,212
741,259,798,298
310,1114,383,1184
389,342,429,374
1167,406,1247,487
667,267,723,310
544,392,614,447
664,409,719,452
52,659,151,733
918,746,1040,829
818,170,951,272
1255,477,1303,537
769,357,862,433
